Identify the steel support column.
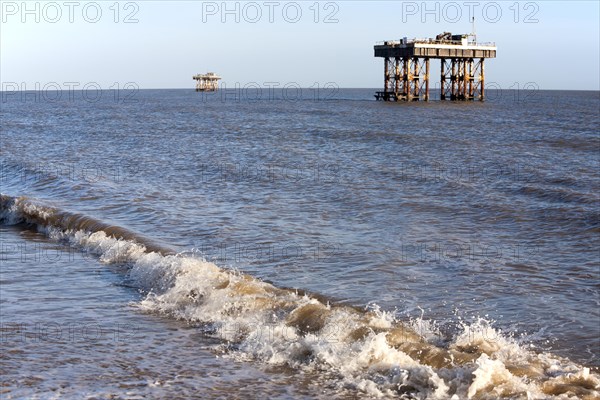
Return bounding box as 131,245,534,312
424,58,430,101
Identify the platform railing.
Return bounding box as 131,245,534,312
375,39,496,47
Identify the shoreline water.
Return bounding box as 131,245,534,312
2,194,599,399
1,89,598,398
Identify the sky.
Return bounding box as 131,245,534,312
1,1,599,90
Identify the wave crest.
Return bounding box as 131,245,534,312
2,194,598,399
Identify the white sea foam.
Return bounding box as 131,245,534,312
2,194,598,399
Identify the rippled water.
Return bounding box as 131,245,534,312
1,89,599,399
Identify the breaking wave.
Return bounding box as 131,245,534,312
2,194,598,399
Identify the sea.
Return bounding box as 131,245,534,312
1,88,599,399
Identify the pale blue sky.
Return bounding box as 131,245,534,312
1,1,599,90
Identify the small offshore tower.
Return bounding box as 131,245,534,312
193,72,221,92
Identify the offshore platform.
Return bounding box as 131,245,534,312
193,72,221,92
374,31,496,101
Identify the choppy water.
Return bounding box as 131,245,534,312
1,89,599,399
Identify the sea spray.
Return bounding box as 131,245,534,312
2,194,598,399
